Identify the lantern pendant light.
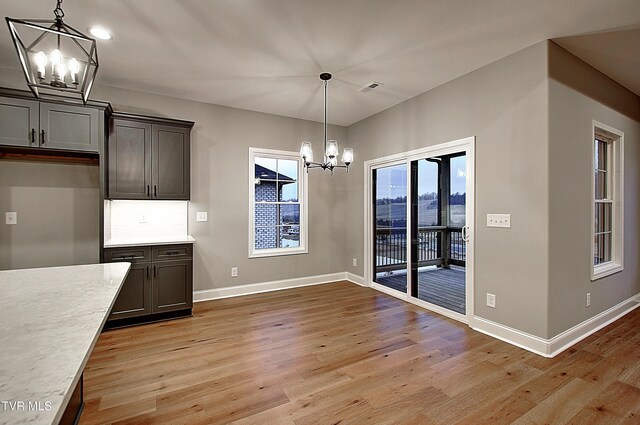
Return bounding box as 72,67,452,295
6,0,99,103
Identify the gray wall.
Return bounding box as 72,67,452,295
0,160,100,269
547,42,640,337
90,85,349,291
346,42,551,338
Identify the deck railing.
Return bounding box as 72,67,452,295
375,226,465,271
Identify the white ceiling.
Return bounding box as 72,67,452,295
1,0,639,126
555,27,640,97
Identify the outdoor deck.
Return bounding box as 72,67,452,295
375,265,465,314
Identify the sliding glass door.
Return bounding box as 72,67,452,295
367,139,473,322
372,163,407,293
410,154,467,315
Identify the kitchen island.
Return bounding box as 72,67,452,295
0,263,130,425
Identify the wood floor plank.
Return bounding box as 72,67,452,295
79,282,640,425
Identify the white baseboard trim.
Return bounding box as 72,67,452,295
473,292,640,357
547,293,640,357
345,272,365,286
194,272,362,302
473,317,549,357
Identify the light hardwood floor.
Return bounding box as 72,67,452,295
80,281,640,424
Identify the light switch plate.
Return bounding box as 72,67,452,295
5,212,17,225
487,213,510,228
197,212,208,222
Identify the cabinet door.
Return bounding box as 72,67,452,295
39,102,99,152
108,119,152,199
152,259,193,313
152,124,190,200
109,262,152,320
0,96,38,147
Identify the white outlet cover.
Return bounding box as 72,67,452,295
231,267,238,277
197,212,208,222
487,293,496,308
5,212,17,225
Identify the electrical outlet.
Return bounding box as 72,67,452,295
231,267,238,277
197,212,208,222
586,292,591,307
487,214,511,228
352,258,357,267
5,212,17,225
487,293,496,308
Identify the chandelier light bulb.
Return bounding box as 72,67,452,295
68,58,80,84
55,61,67,82
50,48,62,65
342,148,354,165
326,140,339,159
35,51,47,79
299,141,313,165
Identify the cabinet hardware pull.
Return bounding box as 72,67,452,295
41,130,46,144
146,266,149,278
153,265,157,277
31,129,36,144
165,251,180,256
146,185,150,197
113,255,144,261
153,184,157,198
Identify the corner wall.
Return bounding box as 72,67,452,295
547,41,640,337
346,42,550,338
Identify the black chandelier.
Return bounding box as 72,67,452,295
299,73,354,174
6,0,99,103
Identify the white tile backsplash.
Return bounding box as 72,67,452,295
107,200,188,241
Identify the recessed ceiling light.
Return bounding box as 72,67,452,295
88,26,112,40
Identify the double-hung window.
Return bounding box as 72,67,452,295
591,122,624,280
249,148,308,258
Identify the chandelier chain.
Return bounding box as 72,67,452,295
53,0,65,21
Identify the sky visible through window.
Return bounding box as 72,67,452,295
380,156,466,199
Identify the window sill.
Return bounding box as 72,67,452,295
592,262,623,281
249,247,308,259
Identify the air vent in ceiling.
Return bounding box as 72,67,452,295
358,81,383,93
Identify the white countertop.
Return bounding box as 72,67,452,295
104,235,195,248
0,263,130,425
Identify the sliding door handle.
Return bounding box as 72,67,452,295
462,226,470,242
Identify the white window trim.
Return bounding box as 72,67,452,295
248,147,308,258
591,120,624,281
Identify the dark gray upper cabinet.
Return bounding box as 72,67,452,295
0,96,38,147
152,125,190,200
108,119,152,199
39,102,100,152
0,96,100,153
108,114,193,200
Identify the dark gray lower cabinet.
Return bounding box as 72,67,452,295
109,263,152,320
153,259,193,313
104,244,193,324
